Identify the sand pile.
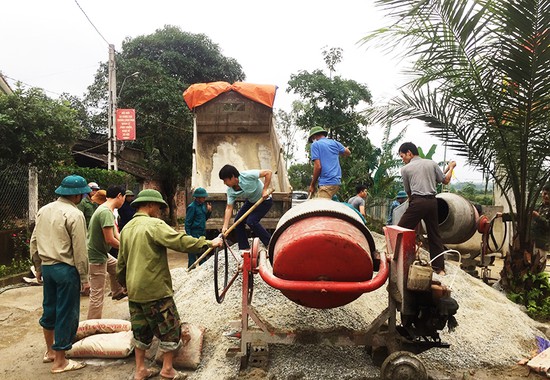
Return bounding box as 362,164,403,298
171,232,547,379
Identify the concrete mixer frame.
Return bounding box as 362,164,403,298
228,226,452,370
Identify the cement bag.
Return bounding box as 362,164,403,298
527,346,550,377
67,330,134,358
76,319,131,341
155,323,205,370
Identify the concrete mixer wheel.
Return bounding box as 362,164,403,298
380,351,427,380
250,237,260,272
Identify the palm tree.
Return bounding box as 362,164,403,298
363,0,550,290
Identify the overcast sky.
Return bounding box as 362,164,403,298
2,0,484,182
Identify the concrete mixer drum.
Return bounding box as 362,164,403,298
267,198,379,309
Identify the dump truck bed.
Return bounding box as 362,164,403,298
184,82,292,233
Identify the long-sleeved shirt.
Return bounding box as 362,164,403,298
117,212,213,303
30,197,89,284
185,200,211,238
77,196,96,228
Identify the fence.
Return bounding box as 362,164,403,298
0,165,30,230
0,165,65,264
366,199,391,224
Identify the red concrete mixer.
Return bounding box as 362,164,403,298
261,199,386,309
212,198,458,378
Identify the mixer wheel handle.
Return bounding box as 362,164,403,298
214,243,229,303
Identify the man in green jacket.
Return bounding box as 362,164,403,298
77,181,100,227
117,189,222,380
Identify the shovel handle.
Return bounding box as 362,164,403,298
187,188,274,271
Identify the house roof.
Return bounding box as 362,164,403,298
72,150,151,179
0,73,13,95
72,136,151,179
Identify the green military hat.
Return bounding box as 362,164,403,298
131,189,168,209
193,187,208,197
55,175,91,196
308,126,328,143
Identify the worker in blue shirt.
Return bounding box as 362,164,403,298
308,126,351,199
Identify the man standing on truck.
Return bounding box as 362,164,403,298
308,126,351,199
219,164,273,250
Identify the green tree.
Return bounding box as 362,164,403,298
275,107,300,167
85,25,245,224
0,87,82,168
371,122,407,202
364,0,550,290
287,47,377,200
288,162,312,191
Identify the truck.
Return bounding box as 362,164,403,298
183,82,292,237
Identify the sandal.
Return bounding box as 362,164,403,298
160,371,187,380
42,352,54,363
50,359,86,374
112,290,128,300
135,367,160,380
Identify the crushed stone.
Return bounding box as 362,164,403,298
171,232,547,379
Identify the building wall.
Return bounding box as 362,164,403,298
141,179,188,222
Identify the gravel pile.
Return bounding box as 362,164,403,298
171,232,548,379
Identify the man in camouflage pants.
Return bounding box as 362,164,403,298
116,189,222,380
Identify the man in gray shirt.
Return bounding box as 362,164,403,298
347,184,368,218
397,142,456,274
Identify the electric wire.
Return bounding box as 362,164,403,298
1,74,63,97
74,0,110,46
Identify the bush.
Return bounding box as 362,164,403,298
0,258,30,278
0,228,33,278
508,271,550,321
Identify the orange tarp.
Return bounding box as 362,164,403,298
183,81,277,110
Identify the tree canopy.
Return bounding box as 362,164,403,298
286,47,403,201
364,0,550,290
0,87,82,168
85,25,245,223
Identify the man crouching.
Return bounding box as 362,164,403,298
116,189,222,380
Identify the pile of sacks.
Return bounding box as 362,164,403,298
67,319,134,359
66,319,205,370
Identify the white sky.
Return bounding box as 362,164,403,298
2,0,484,182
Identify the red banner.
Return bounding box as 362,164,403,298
116,109,136,141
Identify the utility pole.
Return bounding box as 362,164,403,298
107,44,117,170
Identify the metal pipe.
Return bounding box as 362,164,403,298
258,249,388,293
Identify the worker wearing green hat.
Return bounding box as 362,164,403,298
307,126,351,199
31,175,90,374
185,187,212,268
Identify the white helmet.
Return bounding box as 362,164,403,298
88,182,100,190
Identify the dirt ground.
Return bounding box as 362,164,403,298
0,252,547,380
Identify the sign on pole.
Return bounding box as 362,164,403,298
116,109,136,141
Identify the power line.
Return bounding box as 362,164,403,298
74,0,110,46
2,74,63,97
